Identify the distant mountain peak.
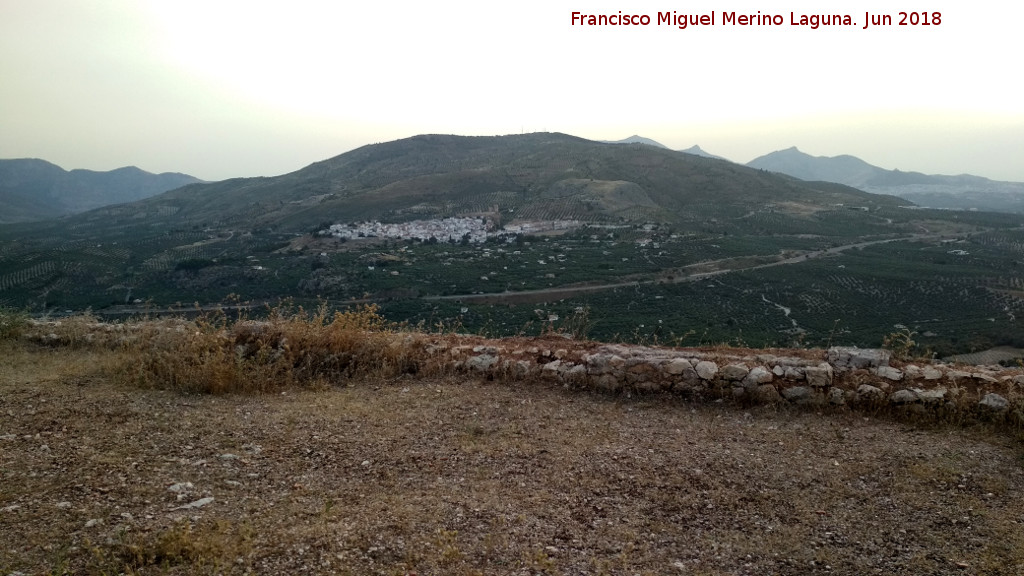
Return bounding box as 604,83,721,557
679,145,728,161
599,135,670,149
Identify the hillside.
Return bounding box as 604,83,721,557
0,159,202,223
747,147,1024,213
68,133,904,232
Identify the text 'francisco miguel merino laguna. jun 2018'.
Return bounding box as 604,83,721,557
570,10,942,30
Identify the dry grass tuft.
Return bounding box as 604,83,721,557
121,303,423,394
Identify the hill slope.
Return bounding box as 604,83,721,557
0,158,202,222
74,133,904,233
747,147,1024,213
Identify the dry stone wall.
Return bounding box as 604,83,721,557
430,339,1023,424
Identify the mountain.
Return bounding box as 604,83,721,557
678,145,728,161
0,159,202,223
599,135,670,149
747,147,1024,213
67,133,903,235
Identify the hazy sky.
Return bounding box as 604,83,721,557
2,0,1022,182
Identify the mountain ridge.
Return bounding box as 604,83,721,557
0,158,202,223
71,132,903,234
747,147,1024,213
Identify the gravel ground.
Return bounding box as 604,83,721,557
2,342,1024,575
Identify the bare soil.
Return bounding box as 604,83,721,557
2,342,1023,575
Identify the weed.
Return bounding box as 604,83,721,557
882,328,918,360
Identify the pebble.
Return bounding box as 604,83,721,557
168,482,194,493
175,496,214,510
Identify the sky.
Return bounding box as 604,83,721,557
1,0,1022,182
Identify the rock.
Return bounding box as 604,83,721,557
890,389,920,404
466,354,499,372
554,348,568,359
828,387,846,405
694,361,718,380
424,342,448,355
175,496,214,510
84,518,102,528
922,367,943,380
873,366,903,381
167,482,193,493
979,393,1009,412
585,354,624,375
805,364,833,387
784,366,805,380
917,388,947,404
56,501,72,509
857,384,885,400
971,372,1000,384
627,361,659,378
449,345,473,357
772,365,785,377
503,359,532,378
742,366,773,388
781,386,811,401
593,374,620,391
672,363,700,386
566,364,587,378
720,363,750,382
664,358,692,375
1013,375,1024,388
828,347,891,370
542,360,562,372
752,384,782,404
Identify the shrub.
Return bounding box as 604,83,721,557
0,306,29,340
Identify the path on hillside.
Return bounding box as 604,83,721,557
424,233,952,303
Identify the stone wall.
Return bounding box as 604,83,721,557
430,339,1023,425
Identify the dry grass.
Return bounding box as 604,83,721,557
110,304,427,394
2,340,1024,575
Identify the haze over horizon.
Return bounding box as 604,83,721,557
2,0,1021,182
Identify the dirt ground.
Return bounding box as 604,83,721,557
2,342,1023,575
